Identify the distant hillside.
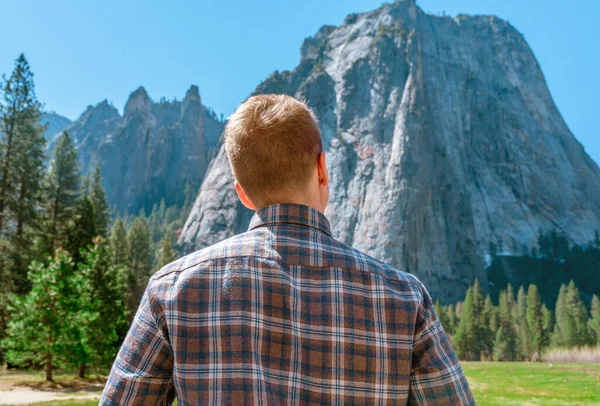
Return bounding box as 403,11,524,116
41,111,71,142
54,86,224,214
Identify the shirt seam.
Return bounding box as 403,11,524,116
248,221,332,237
151,254,422,289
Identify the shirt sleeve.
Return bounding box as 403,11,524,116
100,279,176,406
408,282,475,405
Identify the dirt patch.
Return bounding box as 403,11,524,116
0,373,38,391
0,388,101,405
0,371,104,404
14,376,105,392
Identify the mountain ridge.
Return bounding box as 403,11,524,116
44,85,224,214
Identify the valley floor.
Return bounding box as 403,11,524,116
0,362,599,405
0,372,103,405
462,362,600,405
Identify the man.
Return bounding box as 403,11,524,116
101,95,474,405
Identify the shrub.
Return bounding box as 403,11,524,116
543,346,600,363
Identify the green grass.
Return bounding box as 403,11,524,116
14,363,600,405
462,362,600,405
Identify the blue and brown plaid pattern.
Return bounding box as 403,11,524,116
101,203,473,405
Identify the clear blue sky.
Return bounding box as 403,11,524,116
1,0,598,164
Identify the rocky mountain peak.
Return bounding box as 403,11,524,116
184,85,201,104
388,0,419,18
80,99,120,123
61,85,224,214
300,25,336,61
124,86,152,117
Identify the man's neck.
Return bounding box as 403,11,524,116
254,198,324,214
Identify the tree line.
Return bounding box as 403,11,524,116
437,279,600,361
0,54,178,381
487,229,600,309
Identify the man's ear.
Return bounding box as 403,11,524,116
234,181,256,211
317,152,329,187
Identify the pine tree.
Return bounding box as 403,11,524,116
564,280,590,346
454,286,475,360
76,238,127,377
552,284,568,347
454,282,485,361
549,230,570,262
493,327,510,362
526,284,543,359
0,54,46,294
488,302,500,333
507,284,517,322
163,205,176,225
552,281,590,347
0,54,39,238
66,196,97,264
121,209,132,227
126,217,153,319
1,250,89,381
89,164,110,238
40,131,80,254
516,286,529,360
9,116,46,292
561,310,578,347
472,280,486,360
110,218,128,268
158,198,166,221
434,300,450,335
541,304,553,350
455,301,464,320
180,181,195,223
157,234,176,269
482,295,496,360
447,304,457,335
495,289,517,361
588,294,600,346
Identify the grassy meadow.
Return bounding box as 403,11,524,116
462,362,600,405
2,362,599,405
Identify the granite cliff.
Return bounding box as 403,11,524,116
52,86,223,214
179,0,600,301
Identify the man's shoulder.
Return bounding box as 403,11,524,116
149,230,427,300
150,231,253,283
330,239,425,293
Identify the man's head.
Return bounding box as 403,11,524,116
224,94,329,212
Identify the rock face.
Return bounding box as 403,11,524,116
55,86,223,214
179,0,600,302
48,100,121,172
41,112,71,143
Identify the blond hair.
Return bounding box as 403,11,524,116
224,94,322,205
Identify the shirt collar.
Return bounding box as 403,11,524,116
248,203,332,237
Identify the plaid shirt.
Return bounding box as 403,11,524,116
101,203,473,405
